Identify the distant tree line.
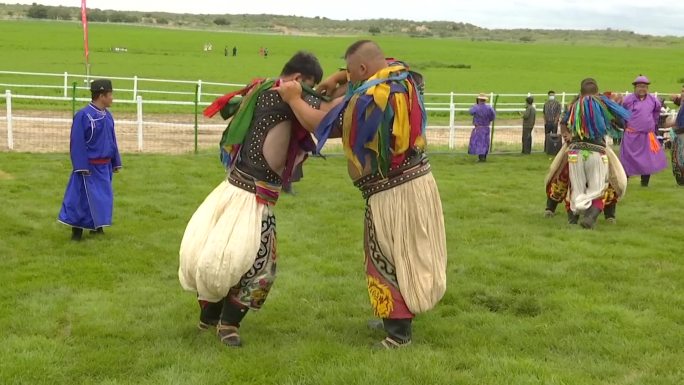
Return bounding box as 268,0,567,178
13,2,681,46
26,3,141,23
26,3,70,20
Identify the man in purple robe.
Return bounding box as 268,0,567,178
619,75,667,186
468,93,496,162
58,79,122,241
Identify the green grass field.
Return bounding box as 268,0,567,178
1,151,682,384
1,20,683,98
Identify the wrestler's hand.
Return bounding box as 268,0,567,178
276,80,302,104
315,77,340,96
315,70,347,96
561,132,572,143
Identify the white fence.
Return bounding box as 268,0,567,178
0,70,678,153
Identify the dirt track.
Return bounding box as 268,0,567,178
0,110,549,154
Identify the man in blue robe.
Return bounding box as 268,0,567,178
58,79,122,241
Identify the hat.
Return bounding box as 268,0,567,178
632,75,650,86
90,79,113,92
476,93,488,101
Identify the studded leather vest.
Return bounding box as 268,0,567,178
234,89,321,185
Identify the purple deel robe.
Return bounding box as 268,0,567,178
620,93,667,176
58,103,122,230
468,103,496,155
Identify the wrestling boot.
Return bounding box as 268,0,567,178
217,302,249,347
367,319,384,331
198,300,222,331
580,206,602,229
373,318,412,350
603,204,616,224
544,198,558,218
90,227,104,235
567,211,580,225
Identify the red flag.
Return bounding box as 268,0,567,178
81,0,89,63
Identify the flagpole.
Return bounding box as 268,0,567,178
81,0,90,83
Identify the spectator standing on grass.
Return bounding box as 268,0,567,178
58,79,122,241
667,86,684,185
467,93,496,162
520,96,536,154
619,75,667,187
543,90,562,148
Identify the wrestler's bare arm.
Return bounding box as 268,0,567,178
277,81,343,132
316,70,348,96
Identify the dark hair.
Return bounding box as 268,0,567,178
580,78,598,95
344,39,375,58
526,96,534,104
280,51,323,84
548,90,555,95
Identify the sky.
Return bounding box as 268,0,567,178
13,0,684,36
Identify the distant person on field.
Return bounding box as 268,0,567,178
667,85,684,185
232,46,237,57
468,93,496,162
58,79,122,241
619,75,668,187
543,90,561,148
520,96,536,154
282,162,303,195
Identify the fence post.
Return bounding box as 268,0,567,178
561,92,566,107
63,72,69,98
133,76,138,101
194,84,199,154
137,95,143,152
490,94,500,153
5,90,12,150
71,82,77,117
448,92,455,149
197,80,203,105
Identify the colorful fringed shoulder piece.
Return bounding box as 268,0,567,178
205,79,329,172
315,63,427,177
203,78,275,167
567,95,631,141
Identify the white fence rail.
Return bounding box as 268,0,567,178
0,70,678,153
